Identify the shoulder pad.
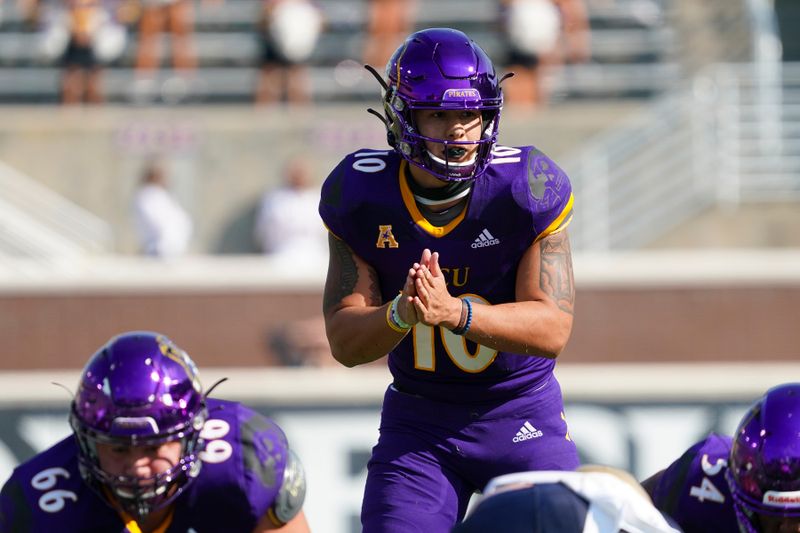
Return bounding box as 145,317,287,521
271,448,306,525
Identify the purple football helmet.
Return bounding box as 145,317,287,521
374,27,503,182
726,383,800,533
69,331,207,519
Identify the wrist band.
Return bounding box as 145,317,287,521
391,293,413,330
386,294,411,333
385,304,408,333
455,299,468,331
451,298,472,336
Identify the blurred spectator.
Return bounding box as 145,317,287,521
37,0,126,104
132,0,199,100
269,317,334,367
253,158,326,262
61,0,103,103
132,160,193,257
499,0,591,109
16,0,40,27
255,0,323,105
362,0,416,68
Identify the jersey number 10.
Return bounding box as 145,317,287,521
413,295,498,373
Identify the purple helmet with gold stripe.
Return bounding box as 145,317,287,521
69,331,207,519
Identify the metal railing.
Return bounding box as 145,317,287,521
0,160,113,261
565,62,800,251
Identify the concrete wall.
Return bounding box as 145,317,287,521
0,102,643,254
2,252,798,370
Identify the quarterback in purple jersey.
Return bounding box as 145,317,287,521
319,28,579,532
642,383,800,533
0,331,309,533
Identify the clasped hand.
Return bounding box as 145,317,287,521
394,249,462,330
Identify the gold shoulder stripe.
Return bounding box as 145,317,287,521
536,192,574,242
323,223,344,241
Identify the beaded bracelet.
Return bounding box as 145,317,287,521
386,294,412,333
451,298,473,336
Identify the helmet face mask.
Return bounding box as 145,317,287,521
727,383,800,533
70,331,207,519
377,28,503,182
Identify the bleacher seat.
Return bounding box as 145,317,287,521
0,0,678,104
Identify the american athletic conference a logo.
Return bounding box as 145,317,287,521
376,225,399,248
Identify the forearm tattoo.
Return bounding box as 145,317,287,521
323,236,358,313
539,231,575,315
366,265,382,306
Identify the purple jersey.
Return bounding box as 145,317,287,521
319,146,573,403
0,399,300,533
649,433,739,533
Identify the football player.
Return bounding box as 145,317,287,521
453,466,682,533
0,331,309,533
319,27,578,532
642,382,800,533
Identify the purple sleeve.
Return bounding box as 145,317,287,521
0,438,120,532
237,406,293,518
523,147,574,238
0,474,25,532
180,399,296,530
650,434,739,533
234,404,305,525
318,155,353,241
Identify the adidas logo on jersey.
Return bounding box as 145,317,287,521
471,229,500,248
513,421,543,443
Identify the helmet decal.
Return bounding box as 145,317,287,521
157,334,202,393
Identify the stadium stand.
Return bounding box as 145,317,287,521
0,0,795,257
0,0,678,103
